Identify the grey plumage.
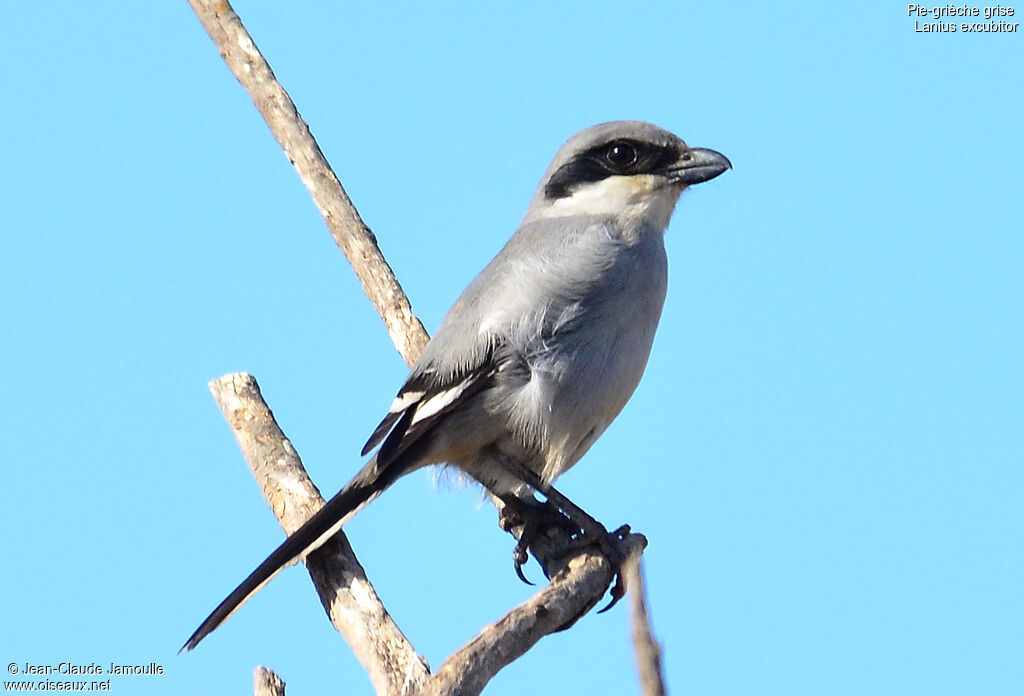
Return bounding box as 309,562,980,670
183,120,730,651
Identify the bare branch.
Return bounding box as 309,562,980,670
209,374,649,696
625,553,667,696
209,373,430,696
425,535,648,696
187,0,428,366
254,666,286,696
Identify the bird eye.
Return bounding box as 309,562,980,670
605,141,638,169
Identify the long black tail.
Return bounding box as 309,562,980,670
181,461,389,651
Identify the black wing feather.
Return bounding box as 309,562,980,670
362,360,496,471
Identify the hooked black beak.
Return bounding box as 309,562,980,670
670,147,732,186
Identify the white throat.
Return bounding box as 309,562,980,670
533,175,683,230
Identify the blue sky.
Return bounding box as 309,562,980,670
2,2,1021,695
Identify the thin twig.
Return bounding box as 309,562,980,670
187,0,428,366
625,552,667,696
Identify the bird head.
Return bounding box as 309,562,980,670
524,121,731,229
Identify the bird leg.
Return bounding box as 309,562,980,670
495,460,631,612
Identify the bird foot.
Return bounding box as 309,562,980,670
595,524,630,613
498,496,578,585
496,482,632,614
553,521,630,613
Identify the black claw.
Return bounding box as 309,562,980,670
514,560,535,586
513,542,535,585
597,571,626,613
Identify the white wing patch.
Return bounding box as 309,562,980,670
389,390,426,414
410,376,475,426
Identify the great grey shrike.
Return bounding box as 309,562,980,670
183,120,730,650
